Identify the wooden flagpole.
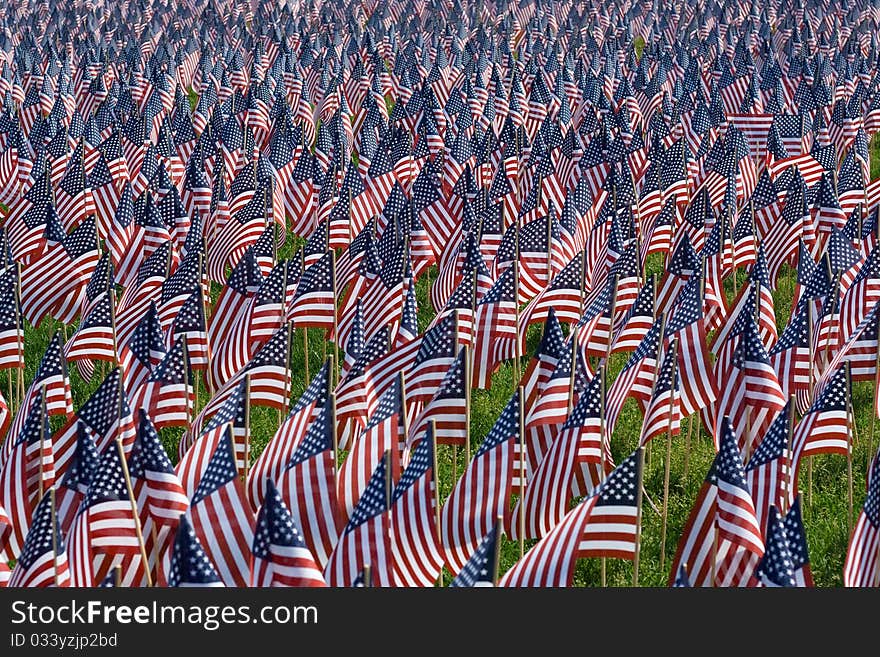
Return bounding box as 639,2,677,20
711,519,718,587
362,563,371,588
303,326,310,383
513,260,522,386
659,339,678,572
38,385,47,499
243,373,251,480
871,338,880,470
785,394,796,515
430,419,442,587
604,274,620,365
329,391,339,487
599,363,608,587
14,261,23,408
182,336,193,432
50,487,60,587
517,385,525,559
633,446,646,587
464,341,473,464
846,363,854,537
492,515,503,586
283,320,294,422
115,438,153,587
200,252,215,395
331,249,339,388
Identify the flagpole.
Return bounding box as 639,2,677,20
846,363,854,537
398,370,408,475
362,563,371,588
303,326,310,383
659,339,678,573
599,363,607,587
115,438,153,587
711,518,718,588
284,320,294,420
464,341,472,464
513,261,522,386
633,446,645,587
38,385,47,499
517,384,525,559
329,390,339,489
872,334,880,470
182,336,193,432
243,373,251,480
430,419,442,587
331,249,339,388
785,394,795,515
492,515,503,586
200,244,215,396
806,301,814,513
604,274,619,365
50,487,59,587
14,261,23,408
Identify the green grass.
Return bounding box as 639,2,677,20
633,36,646,60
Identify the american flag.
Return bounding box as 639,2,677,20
441,389,520,574
167,514,224,588
52,367,137,474
5,330,72,454
389,425,444,586
275,394,341,569
53,424,101,536
844,449,880,586
338,376,405,519
129,336,193,429
288,251,335,329
665,275,717,416
409,347,468,447
66,441,145,587
64,291,116,383
0,390,52,558
210,258,286,389
0,268,24,371
247,360,331,510
784,496,814,587
119,303,167,395
669,417,764,587
471,266,519,389
449,522,501,587
185,425,255,587
752,506,797,587
519,308,568,410
8,490,69,587
501,449,643,587
791,364,851,468
167,287,209,371
127,413,189,586
639,340,680,447
251,479,327,587
746,401,795,533
324,452,393,587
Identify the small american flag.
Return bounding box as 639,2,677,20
325,452,393,587
389,425,444,587
275,394,341,569
167,514,224,588
441,390,520,574
449,522,501,587
251,479,327,587
185,425,255,587
844,450,880,586
8,490,69,588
